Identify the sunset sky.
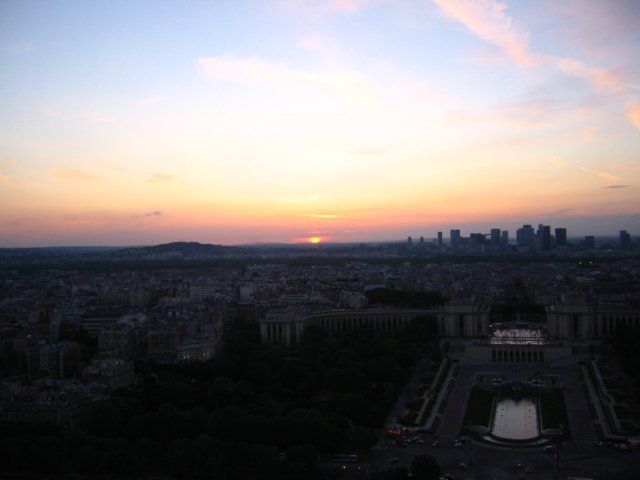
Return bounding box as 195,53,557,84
1,0,639,246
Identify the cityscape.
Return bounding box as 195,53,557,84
1,225,639,479
2,1,640,479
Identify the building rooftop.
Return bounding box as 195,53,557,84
490,323,546,346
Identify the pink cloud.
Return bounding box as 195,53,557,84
432,0,638,128
580,166,621,182
541,54,625,94
49,168,99,181
433,0,533,65
626,99,640,130
136,96,163,106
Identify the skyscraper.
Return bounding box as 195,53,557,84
490,228,501,245
516,224,535,247
450,229,461,249
541,225,551,251
620,230,631,248
555,228,567,246
584,235,595,250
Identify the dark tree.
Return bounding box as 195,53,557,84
87,401,123,438
410,455,441,480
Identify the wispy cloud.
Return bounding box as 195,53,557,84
6,158,17,165
627,99,640,129
581,128,595,141
580,166,621,182
304,209,380,219
198,55,379,107
549,156,568,168
49,168,99,181
0,174,10,183
306,213,344,219
136,96,163,106
604,184,630,189
147,173,175,184
144,210,163,216
432,0,637,127
542,54,625,94
433,0,533,65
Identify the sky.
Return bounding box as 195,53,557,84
1,0,639,247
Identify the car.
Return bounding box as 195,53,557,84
458,462,468,470
542,445,556,453
389,457,399,464
453,440,463,447
614,443,630,452
432,440,439,447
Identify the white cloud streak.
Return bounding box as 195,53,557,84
580,167,621,182
136,96,163,106
198,55,379,108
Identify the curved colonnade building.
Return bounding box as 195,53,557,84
259,294,640,365
260,308,436,345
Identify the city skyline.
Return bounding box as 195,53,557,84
2,1,640,247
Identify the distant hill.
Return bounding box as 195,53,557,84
115,241,243,258
0,241,246,267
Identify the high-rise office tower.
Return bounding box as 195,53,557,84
437,231,443,246
490,228,501,245
620,230,631,248
584,235,595,249
450,229,461,248
517,224,535,247
555,228,567,246
501,230,509,245
541,225,551,251
407,236,413,246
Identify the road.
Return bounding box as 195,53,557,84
372,435,640,479
372,362,638,479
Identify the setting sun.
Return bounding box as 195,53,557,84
309,237,322,244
